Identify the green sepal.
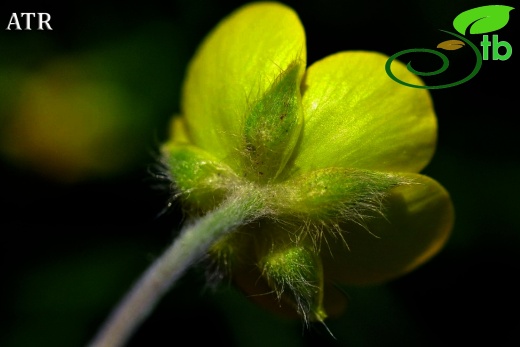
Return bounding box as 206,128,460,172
162,143,238,211
274,167,409,218
242,61,304,182
258,241,327,322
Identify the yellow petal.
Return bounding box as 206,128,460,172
293,51,436,173
182,2,306,165
166,115,190,144
321,173,454,285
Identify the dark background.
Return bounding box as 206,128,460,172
1,1,518,346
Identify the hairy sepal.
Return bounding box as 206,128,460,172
242,61,304,182
163,143,239,211
274,167,410,219
258,241,327,323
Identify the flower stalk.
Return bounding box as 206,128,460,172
87,188,265,347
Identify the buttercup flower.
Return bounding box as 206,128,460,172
162,2,454,323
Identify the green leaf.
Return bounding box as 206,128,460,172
453,5,514,35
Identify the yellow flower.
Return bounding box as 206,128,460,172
162,2,454,323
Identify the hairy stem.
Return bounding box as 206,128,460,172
87,189,265,347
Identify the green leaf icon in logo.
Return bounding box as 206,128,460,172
453,5,514,35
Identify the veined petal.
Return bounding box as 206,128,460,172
321,173,454,285
293,51,436,173
182,2,306,166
